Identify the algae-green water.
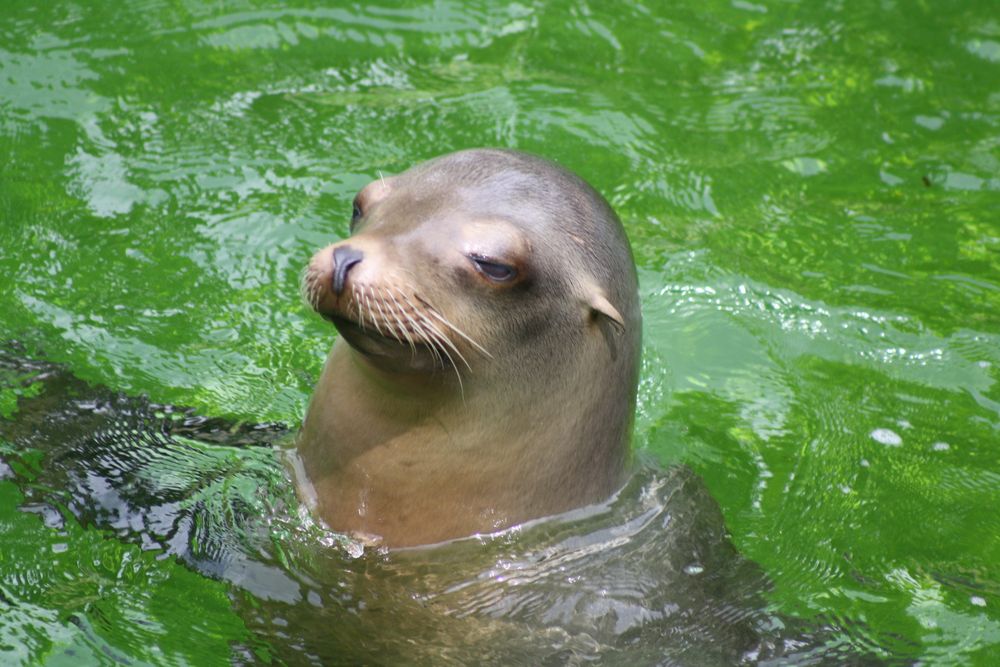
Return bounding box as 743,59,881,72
2,1,999,664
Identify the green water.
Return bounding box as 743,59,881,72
2,0,999,664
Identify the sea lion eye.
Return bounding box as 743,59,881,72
469,255,517,282
350,200,363,230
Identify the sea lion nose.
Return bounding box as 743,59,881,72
331,245,364,295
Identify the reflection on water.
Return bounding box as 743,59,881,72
0,351,877,664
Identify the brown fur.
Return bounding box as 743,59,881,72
295,149,640,547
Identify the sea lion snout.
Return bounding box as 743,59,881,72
331,245,364,295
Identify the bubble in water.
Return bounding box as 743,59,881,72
345,541,365,559
870,428,902,446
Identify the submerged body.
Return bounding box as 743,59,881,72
298,149,640,547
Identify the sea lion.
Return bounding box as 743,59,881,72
296,148,641,547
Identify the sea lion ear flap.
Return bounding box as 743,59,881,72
588,292,626,333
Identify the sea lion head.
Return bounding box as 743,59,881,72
297,148,641,546
301,148,640,392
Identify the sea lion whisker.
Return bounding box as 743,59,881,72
397,292,429,331
398,289,486,365
361,287,376,334
423,323,453,371
390,287,428,334
425,309,492,360
299,266,317,309
391,290,449,371
391,286,418,316
401,313,426,360
352,285,367,332
372,288,402,344
392,287,442,365
411,294,492,358
381,287,418,356
383,293,408,347
404,311,445,370
414,312,456,349
419,314,472,372
364,286,385,337
309,280,322,310
427,327,465,397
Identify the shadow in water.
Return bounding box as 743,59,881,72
0,345,888,665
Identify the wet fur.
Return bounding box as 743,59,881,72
296,149,641,547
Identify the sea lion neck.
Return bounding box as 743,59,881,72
345,341,464,406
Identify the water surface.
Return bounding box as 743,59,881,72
2,0,999,664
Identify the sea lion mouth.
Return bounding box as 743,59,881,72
328,314,446,373
302,262,490,378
